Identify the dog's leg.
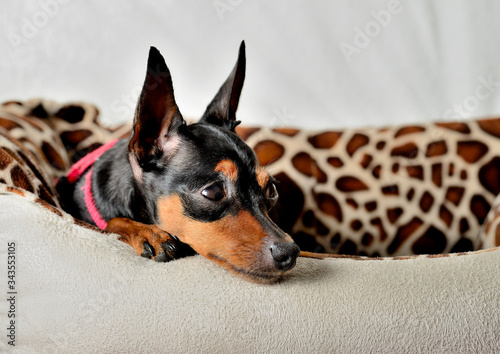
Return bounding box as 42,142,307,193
106,218,192,262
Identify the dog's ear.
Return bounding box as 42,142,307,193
200,41,246,131
129,46,184,166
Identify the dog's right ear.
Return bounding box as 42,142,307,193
128,46,184,171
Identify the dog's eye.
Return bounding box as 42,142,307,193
201,182,225,201
265,182,278,206
265,182,277,199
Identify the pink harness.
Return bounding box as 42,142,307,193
64,139,119,229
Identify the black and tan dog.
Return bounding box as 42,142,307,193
57,42,300,283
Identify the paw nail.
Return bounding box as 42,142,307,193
162,241,177,257
142,242,155,258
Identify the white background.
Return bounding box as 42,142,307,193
1,1,500,129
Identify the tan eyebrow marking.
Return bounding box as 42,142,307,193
256,166,270,189
215,159,238,182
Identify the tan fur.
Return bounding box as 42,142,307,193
157,194,287,282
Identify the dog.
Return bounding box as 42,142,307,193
56,42,301,283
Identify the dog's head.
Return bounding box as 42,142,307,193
128,42,300,283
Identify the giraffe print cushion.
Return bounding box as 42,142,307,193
0,99,131,234
1,99,500,257
480,193,500,249
237,120,500,256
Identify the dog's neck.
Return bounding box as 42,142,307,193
78,139,152,226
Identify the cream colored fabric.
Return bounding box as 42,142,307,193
0,193,499,353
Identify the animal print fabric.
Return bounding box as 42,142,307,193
236,121,500,256
0,99,129,228
1,99,500,256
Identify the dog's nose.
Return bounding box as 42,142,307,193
270,242,300,272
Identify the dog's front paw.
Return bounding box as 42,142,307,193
141,235,179,262
106,218,185,262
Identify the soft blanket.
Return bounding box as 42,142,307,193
1,193,499,353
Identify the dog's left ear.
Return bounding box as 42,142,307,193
129,46,185,167
200,41,246,131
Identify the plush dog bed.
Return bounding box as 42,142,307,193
1,194,499,353
0,100,499,353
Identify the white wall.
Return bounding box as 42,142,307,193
1,0,500,129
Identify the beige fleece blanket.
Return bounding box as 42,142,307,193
0,193,499,353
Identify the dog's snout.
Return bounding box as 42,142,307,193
270,242,300,272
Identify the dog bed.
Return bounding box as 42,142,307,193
0,99,499,353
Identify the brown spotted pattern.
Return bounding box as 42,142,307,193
0,99,130,214
3,99,130,164
241,119,500,256
480,193,500,248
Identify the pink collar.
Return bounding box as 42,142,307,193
65,139,119,229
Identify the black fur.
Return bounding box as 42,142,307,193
80,120,275,230
58,42,298,270
62,42,256,228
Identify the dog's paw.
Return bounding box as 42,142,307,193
141,238,178,262
131,224,180,262
106,217,184,262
